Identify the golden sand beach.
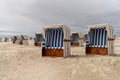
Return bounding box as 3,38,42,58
0,42,120,80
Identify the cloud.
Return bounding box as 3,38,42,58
0,0,120,36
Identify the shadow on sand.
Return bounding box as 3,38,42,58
68,54,120,59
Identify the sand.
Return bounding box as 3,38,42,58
0,42,120,80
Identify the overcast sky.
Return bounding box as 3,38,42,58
0,0,120,36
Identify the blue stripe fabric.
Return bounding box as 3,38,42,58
49,29,52,48
59,28,62,48
58,29,61,48
104,30,107,47
45,29,52,47
45,29,49,47
56,28,59,48
44,27,64,49
101,28,104,47
97,29,100,47
103,29,105,47
55,29,58,48
96,29,99,47
94,29,96,47
50,29,53,48
87,28,107,48
103,28,107,48
99,28,102,47
61,29,64,48
48,29,51,47
90,29,95,45
53,29,56,48
88,31,91,47
88,30,91,47
52,29,55,47
95,29,98,47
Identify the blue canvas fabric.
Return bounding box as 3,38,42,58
44,28,64,49
105,29,107,47
59,28,63,48
56,28,59,48
35,34,43,42
97,29,100,47
52,29,55,47
103,28,107,48
58,28,61,48
53,29,57,48
45,29,50,47
89,29,95,46
94,29,97,46
71,33,79,42
87,28,107,48
101,28,104,47
61,29,64,48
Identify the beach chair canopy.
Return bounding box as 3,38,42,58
86,23,114,48
35,34,44,42
71,33,80,42
45,27,64,49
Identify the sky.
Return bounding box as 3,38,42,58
0,0,120,37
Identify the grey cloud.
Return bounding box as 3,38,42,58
0,0,120,36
